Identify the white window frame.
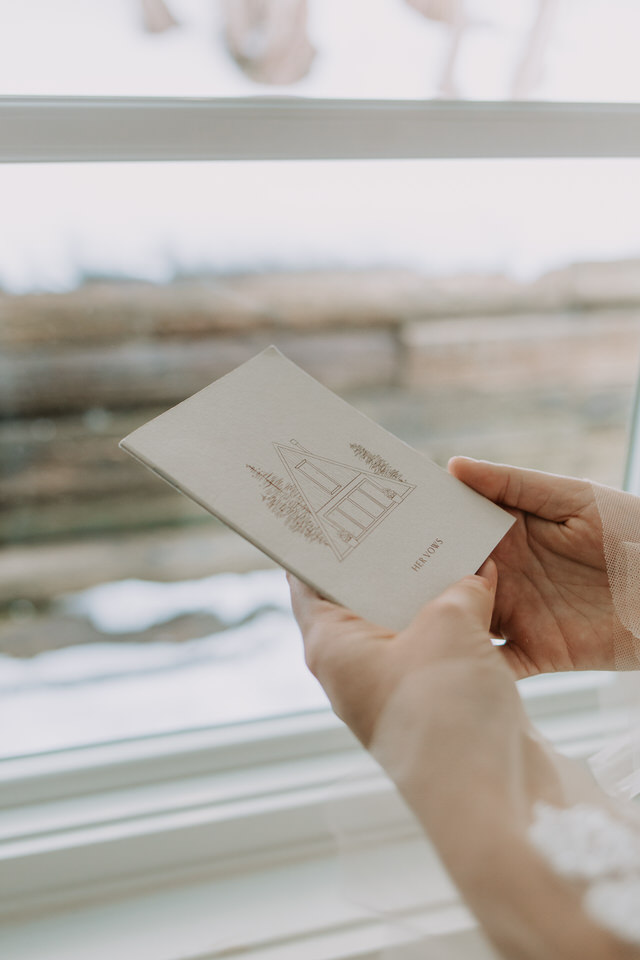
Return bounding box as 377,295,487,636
2,95,640,959
3,97,640,162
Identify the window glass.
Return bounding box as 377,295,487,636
2,158,640,758
2,0,640,102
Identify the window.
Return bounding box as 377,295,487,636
3,4,640,957
2,152,638,758
2,139,636,960
295,460,342,496
4,0,640,103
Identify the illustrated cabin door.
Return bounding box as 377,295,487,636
292,456,398,544
274,440,414,560
321,477,395,542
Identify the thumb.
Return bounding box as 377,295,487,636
411,558,498,636
459,557,498,632
443,557,498,631
448,456,586,522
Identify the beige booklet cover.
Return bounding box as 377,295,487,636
120,346,514,630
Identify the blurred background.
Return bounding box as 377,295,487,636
3,0,640,757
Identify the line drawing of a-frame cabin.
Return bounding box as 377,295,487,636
274,439,416,561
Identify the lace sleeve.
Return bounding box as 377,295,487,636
529,801,640,947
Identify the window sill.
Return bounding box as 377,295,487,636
0,671,619,958
3,839,494,960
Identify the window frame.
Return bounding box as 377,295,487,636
2,97,640,162
0,673,618,908
2,95,639,958
6,99,640,509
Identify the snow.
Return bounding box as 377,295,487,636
0,570,328,758
64,570,292,634
2,1,640,292
2,0,639,102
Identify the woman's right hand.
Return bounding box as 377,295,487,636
448,457,630,677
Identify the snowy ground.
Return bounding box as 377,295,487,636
0,570,328,758
3,0,640,102
3,1,640,292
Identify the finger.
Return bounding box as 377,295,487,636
286,573,339,634
476,556,498,593
287,573,391,638
448,456,591,521
411,559,498,636
287,573,389,680
456,559,498,632
287,574,347,679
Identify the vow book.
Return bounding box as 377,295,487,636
120,347,513,630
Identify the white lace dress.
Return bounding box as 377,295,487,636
529,801,640,945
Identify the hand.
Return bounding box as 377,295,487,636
288,565,630,960
448,458,621,677
288,562,561,832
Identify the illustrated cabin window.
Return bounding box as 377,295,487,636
295,459,341,495
327,486,387,533
352,484,387,516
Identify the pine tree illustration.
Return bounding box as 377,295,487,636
246,464,329,546
349,443,407,482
